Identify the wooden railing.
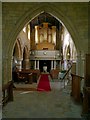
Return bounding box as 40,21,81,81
61,65,72,81
2,81,13,106
58,65,72,88
71,73,84,102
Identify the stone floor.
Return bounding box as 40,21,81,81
2,75,84,119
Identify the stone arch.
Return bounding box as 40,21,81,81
5,3,81,82
22,46,30,69
23,46,29,59
8,3,80,58
13,39,22,58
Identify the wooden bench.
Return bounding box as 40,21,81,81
13,69,40,83
21,69,40,83
71,73,84,102
50,69,60,79
82,87,90,115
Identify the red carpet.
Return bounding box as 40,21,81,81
37,74,51,91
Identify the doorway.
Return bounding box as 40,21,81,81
39,60,51,72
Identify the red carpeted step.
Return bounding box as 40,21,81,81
37,74,51,91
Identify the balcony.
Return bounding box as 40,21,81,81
30,50,61,60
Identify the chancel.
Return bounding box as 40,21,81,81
2,2,90,119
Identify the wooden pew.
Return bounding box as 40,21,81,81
21,69,40,83
50,69,60,79
71,73,84,102
82,87,90,115
14,69,40,83
2,81,13,106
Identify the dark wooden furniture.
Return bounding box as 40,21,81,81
13,69,40,84
82,87,90,115
50,69,60,79
2,81,13,106
21,69,40,83
71,73,84,102
28,73,33,84
17,72,27,83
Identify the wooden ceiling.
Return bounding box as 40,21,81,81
30,12,62,30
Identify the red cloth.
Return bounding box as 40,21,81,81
37,74,51,91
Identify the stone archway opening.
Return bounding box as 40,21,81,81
2,4,88,116
27,11,77,72
12,11,77,85
3,3,81,85
11,12,77,75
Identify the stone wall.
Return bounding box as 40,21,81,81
2,2,88,83
0,2,2,86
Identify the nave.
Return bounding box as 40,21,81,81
2,75,83,118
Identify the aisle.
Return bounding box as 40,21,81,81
37,74,51,91
2,84,82,118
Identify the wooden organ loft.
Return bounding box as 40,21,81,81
30,22,61,72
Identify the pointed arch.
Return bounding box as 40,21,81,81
7,3,79,59
13,38,23,60
4,3,81,82
23,46,29,59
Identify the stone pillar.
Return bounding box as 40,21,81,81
3,56,15,84
64,59,67,70
81,53,85,77
84,54,90,87
24,58,30,69
76,52,81,75
26,25,28,39
59,60,62,70
54,60,56,69
34,60,37,69
3,56,8,84
76,52,85,77
51,60,53,70
17,58,23,71
37,60,39,69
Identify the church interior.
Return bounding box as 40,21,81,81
1,2,90,119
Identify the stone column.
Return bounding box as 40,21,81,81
59,60,62,70
3,56,8,84
81,53,85,77
76,52,85,77
26,25,28,39
76,52,82,76
64,59,67,70
34,60,37,69
24,58,30,69
17,58,23,71
37,60,39,69
84,54,90,87
54,60,56,69
76,52,81,75
51,60,53,70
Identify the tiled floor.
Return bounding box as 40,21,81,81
2,75,84,118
